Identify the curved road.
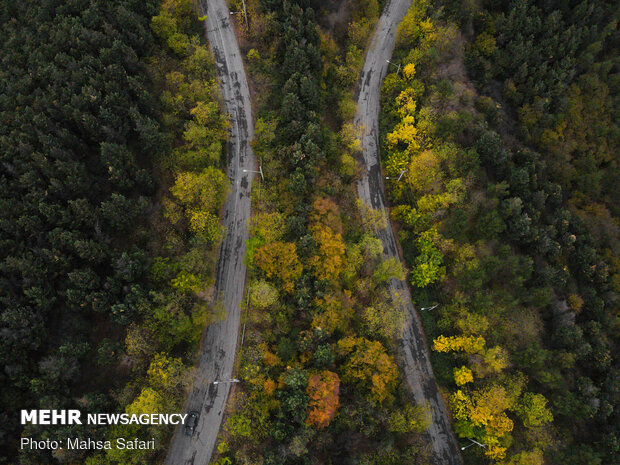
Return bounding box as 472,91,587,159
355,0,462,463
165,1,255,464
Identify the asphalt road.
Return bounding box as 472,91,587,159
355,0,463,463
165,1,255,464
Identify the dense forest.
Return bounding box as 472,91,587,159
380,0,618,463
211,0,439,463
0,0,228,463
1,0,617,464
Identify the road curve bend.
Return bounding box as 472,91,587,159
165,1,255,464
355,1,462,463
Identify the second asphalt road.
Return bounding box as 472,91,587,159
355,0,463,463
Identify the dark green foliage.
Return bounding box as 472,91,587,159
465,0,619,214
262,0,324,197
0,0,159,460
313,344,335,369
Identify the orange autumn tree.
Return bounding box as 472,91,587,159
306,370,340,429
254,241,302,293
309,197,342,234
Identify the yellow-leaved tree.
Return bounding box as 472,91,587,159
107,353,188,464
450,384,516,460
386,115,420,154
433,334,486,354
169,167,230,243
309,225,346,283
254,241,302,293
147,353,188,397
454,366,474,386
515,392,553,428
312,292,354,335
337,337,398,405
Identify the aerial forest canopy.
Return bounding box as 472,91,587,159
0,0,228,463
211,0,436,463
0,0,159,458
0,0,618,464
380,0,618,463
